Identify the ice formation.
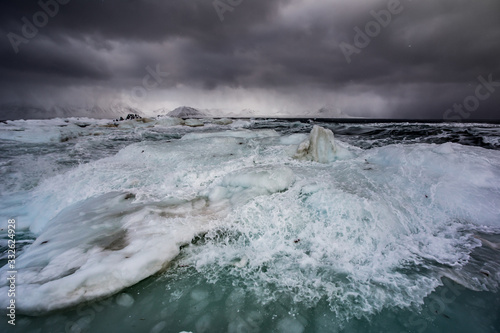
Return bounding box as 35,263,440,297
184,119,204,127
1,118,500,324
0,125,296,313
294,125,337,163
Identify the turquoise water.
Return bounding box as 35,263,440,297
6,259,500,332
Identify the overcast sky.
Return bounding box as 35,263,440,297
1,0,499,119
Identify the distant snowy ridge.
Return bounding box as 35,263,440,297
0,104,143,121
1,103,359,120
152,107,171,115
316,106,351,118
154,107,264,119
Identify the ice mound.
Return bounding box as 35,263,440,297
0,164,295,313
212,118,233,125
183,119,204,127
208,167,295,206
0,130,295,314
154,116,184,127
0,192,215,313
294,125,337,163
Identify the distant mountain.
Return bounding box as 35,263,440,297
167,106,206,118
153,106,267,118
153,107,171,115
315,106,355,118
0,104,143,120
240,109,260,117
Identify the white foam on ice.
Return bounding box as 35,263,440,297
229,119,252,128
0,128,298,313
207,167,295,206
1,124,500,318
181,129,280,141
182,141,500,319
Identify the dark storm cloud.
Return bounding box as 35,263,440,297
1,0,499,118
